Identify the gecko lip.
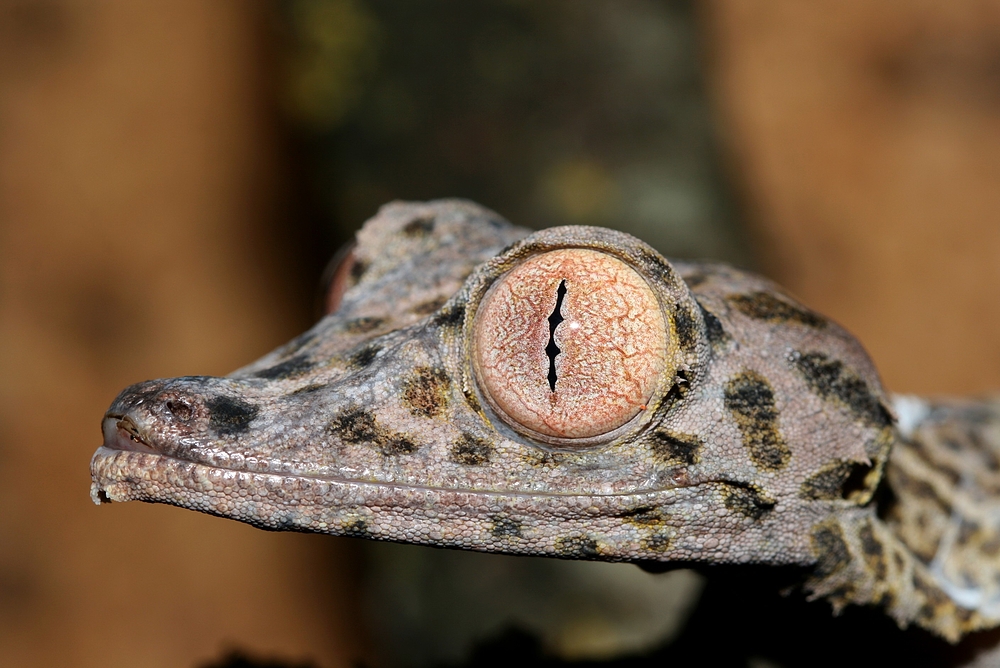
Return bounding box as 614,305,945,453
91,446,704,509
102,414,158,454
90,444,720,506
90,446,760,565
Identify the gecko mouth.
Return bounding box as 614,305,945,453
102,415,158,454
92,443,698,500
90,420,776,562
90,444,766,565
90,445,704,521
91,427,710,506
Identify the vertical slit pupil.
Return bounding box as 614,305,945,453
546,280,567,392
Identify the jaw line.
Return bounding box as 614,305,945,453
90,445,700,503
90,447,756,561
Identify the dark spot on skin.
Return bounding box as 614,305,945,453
328,408,418,456
892,467,953,516
795,462,851,500
723,371,792,471
350,259,369,282
451,434,493,465
555,535,600,559
402,215,435,236
800,460,873,501
792,351,893,428
347,344,381,369
619,506,667,527
957,519,979,547
696,300,727,345
287,383,325,396
650,431,702,467
982,536,1000,557
432,303,465,330
344,317,387,334
642,532,673,553
521,449,560,468
412,297,448,315
491,515,521,538
343,519,371,538
403,366,450,418
656,369,692,415
811,521,852,578
984,449,1000,473
377,436,419,457
943,438,963,452
254,354,315,380
858,521,887,580
672,303,699,352
728,291,827,327
206,396,259,435
636,248,676,282
913,571,954,624
330,408,380,443
722,483,776,520
462,386,484,415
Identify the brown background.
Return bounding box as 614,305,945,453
706,0,1000,396
0,3,364,667
1,1,999,666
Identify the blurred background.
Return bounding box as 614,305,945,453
2,1,1000,667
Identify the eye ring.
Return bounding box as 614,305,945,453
470,248,678,446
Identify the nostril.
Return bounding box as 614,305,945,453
165,399,193,421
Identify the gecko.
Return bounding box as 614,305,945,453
90,199,1000,644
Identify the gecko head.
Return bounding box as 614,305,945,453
92,199,894,564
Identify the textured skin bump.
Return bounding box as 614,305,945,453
472,249,670,441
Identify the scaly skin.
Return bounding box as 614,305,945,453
90,199,1000,642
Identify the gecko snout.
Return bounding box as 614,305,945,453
107,377,210,426
103,376,262,455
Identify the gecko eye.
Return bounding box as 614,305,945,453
322,242,359,315
472,248,672,443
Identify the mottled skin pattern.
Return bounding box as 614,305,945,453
91,200,1000,643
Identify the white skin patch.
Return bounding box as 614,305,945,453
892,394,930,439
